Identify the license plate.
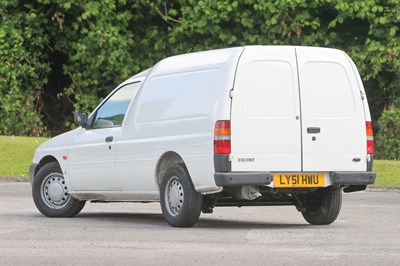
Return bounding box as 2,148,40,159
273,173,325,188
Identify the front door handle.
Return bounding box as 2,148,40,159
307,127,321,134
105,136,113,142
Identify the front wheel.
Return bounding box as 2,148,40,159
160,164,203,227
32,162,85,217
301,187,342,225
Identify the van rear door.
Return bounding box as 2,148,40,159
231,46,302,171
296,47,366,172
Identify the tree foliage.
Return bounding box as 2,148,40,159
0,1,49,136
0,1,399,155
375,106,400,160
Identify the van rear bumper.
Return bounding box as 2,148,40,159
214,172,272,187
214,171,376,188
331,171,376,185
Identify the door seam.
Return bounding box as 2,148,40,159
294,47,304,172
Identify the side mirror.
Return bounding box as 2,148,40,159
74,111,88,129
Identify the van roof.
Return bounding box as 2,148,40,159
125,45,344,82
127,68,151,81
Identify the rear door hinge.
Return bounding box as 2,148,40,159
360,90,365,100
229,89,234,98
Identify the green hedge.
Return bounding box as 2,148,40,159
376,106,400,160
0,1,399,156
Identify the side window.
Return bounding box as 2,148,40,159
92,82,140,129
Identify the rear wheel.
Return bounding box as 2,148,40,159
160,164,203,227
32,162,85,217
301,187,342,225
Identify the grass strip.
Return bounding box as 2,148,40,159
0,136,398,186
0,136,47,179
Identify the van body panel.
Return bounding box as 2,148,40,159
347,54,372,121
231,46,302,172
67,80,143,192
231,46,367,174
68,127,120,191
113,47,244,193
296,47,367,172
30,129,78,190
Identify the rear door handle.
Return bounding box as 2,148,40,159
105,136,114,142
307,127,320,134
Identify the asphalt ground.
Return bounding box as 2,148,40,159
0,182,399,265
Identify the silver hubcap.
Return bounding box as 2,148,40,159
40,173,70,209
165,176,184,216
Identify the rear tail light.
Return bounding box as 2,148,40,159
366,121,374,154
214,120,231,154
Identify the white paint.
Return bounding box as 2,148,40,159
296,47,367,171
31,45,371,201
231,46,302,172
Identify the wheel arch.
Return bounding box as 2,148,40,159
35,156,60,179
155,151,186,191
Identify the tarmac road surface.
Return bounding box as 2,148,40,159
0,182,399,265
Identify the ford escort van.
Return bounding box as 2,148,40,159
30,46,376,227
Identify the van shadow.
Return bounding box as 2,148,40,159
196,217,309,229
76,212,310,229
77,212,167,226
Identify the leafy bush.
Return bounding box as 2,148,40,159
0,0,399,137
0,3,49,136
375,106,400,160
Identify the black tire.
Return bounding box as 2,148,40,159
160,164,203,227
301,187,342,225
32,161,85,217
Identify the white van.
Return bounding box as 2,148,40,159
30,46,376,227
